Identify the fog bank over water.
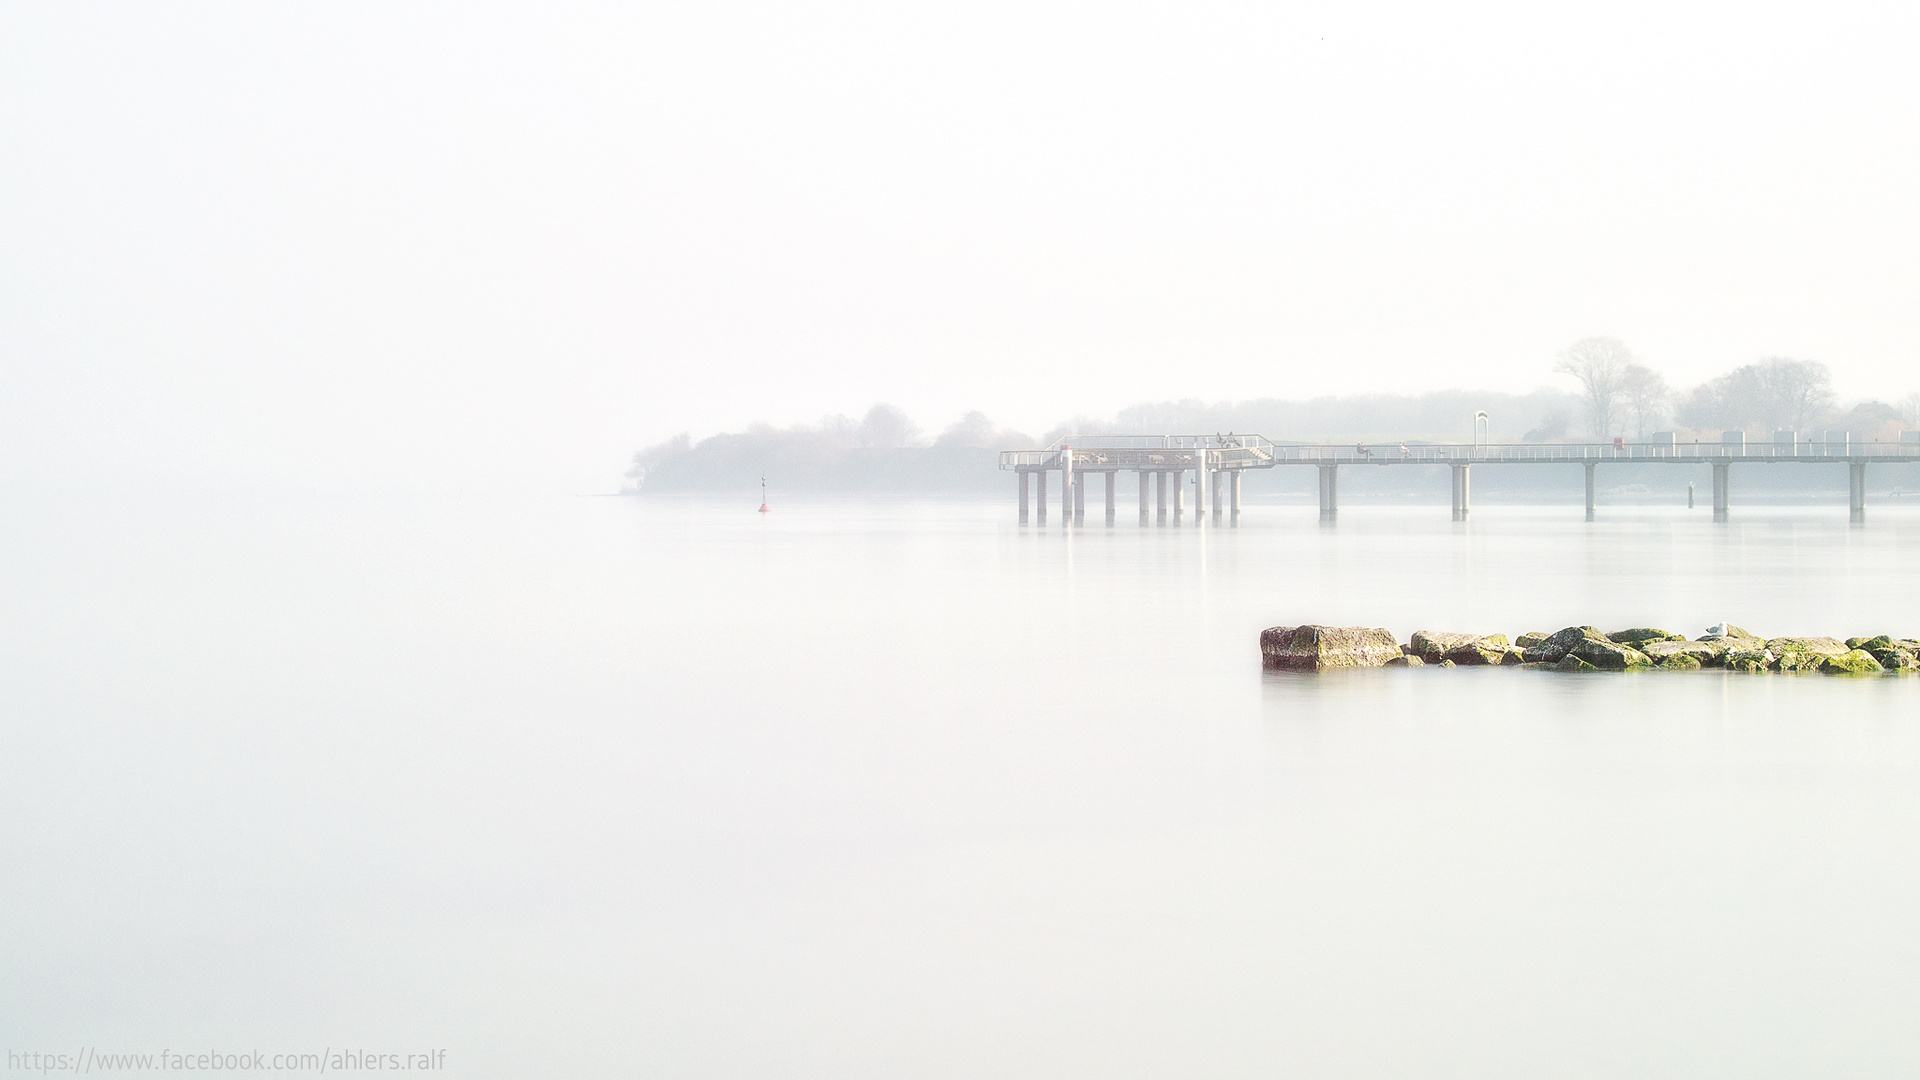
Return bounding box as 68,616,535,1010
7,4,1920,496
630,388,1920,498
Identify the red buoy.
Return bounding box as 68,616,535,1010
758,475,770,513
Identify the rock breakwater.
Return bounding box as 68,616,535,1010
1258,623,1919,675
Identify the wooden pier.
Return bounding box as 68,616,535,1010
998,432,1920,525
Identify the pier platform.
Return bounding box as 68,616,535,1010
998,433,1920,525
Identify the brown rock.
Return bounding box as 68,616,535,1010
1261,625,1403,671
1409,630,1513,666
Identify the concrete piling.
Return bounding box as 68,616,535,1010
1193,451,1208,523
1450,464,1470,521
1062,447,1074,526
1584,462,1596,522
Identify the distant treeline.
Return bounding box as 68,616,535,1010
1551,340,1917,442
627,376,1920,496
629,406,1016,495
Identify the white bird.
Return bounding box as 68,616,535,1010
1706,621,1730,637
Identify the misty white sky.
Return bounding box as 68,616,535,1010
4,1,1918,493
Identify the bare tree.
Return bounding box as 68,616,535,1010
1619,364,1671,438
1902,391,1920,429
1554,337,1635,437
1754,358,1835,431
1674,357,1837,434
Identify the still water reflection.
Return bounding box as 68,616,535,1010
3,496,1917,1078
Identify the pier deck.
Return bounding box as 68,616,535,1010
998,433,1920,525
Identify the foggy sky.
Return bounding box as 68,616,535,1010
4,2,1918,494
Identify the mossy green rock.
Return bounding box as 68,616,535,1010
1515,632,1553,649
1567,636,1652,670
1726,650,1772,673
1820,649,1884,675
1644,639,1729,666
1552,654,1598,672
1610,628,1686,647
1654,653,1702,670
1876,648,1918,672
1523,626,1608,664
1765,636,1849,657
1847,636,1895,651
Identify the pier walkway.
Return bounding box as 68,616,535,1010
998,433,1920,525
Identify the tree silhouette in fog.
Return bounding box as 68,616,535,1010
1554,337,1636,437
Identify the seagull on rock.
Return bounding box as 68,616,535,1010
1706,622,1730,637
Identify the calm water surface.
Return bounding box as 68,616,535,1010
4,495,1919,1077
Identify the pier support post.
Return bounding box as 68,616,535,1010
1035,470,1047,525
1850,461,1867,523
1172,468,1185,520
1193,452,1208,523
1138,471,1149,526
1451,464,1470,521
1104,471,1116,526
1230,470,1242,525
1018,470,1029,524
1074,471,1085,525
1584,462,1596,522
1062,449,1074,526
1712,462,1729,522
1155,471,1167,524
1318,465,1338,520
1211,470,1224,521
